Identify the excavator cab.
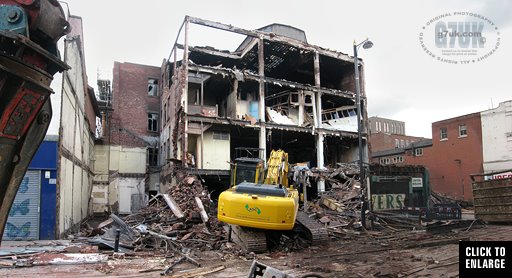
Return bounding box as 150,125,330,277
230,157,264,187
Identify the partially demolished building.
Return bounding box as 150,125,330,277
159,16,368,192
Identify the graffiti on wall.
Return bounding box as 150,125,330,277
5,223,31,238
4,176,33,240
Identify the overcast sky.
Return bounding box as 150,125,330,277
59,0,512,138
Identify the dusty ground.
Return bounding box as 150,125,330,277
1,223,511,278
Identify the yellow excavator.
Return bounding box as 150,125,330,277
217,148,328,252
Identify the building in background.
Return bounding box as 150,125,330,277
481,100,512,176
93,63,161,214
368,116,427,162
370,138,433,166
427,112,483,200
369,117,406,135
370,111,488,201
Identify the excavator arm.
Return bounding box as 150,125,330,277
0,0,69,243
263,149,289,187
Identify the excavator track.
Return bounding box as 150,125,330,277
295,211,329,246
226,224,267,253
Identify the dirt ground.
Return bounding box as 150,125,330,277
1,223,511,278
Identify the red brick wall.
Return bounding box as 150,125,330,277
108,62,161,148
423,113,483,200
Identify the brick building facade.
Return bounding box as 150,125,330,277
109,62,161,149
427,113,483,200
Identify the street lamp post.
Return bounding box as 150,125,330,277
353,38,373,228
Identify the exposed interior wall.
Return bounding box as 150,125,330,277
57,37,95,236
92,145,146,214
118,177,145,214
202,130,230,170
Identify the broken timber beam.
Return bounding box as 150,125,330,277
322,197,344,212
194,197,209,224
162,194,185,218
176,44,241,59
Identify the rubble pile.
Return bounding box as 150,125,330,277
87,173,237,255
81,163,478,256
305,163,363,234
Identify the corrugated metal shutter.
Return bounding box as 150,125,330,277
3,170,40,240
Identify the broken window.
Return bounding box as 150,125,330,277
167,139,170,159
240,90,248,101
148,113,158,132
440,127,448,140
147,147,158,166
148,78,158,96
415,148,423,156
459,124,467,137
162,142,166,161
166,64,173,88
163,103,167,125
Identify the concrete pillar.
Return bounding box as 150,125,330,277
314,51,325,192
298,91,304,126
182,19,190,167
258,37,266,165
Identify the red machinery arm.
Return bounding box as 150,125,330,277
0,0,69,243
